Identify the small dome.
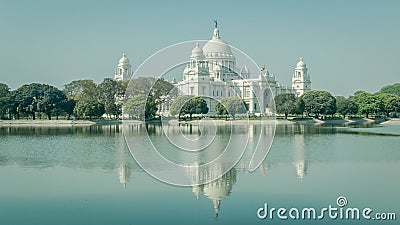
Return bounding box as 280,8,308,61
191,43,204,58
296,58,306,68
119,53,129,64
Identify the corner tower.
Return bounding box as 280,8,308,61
114,53,132,81
292,58,311,96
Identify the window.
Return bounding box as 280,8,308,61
245,88,250,98
254,103,257,110
190,87,194,95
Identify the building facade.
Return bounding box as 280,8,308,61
174,24,311,115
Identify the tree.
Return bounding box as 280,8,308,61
376,93,400,117
336,96,359,118
300,90,336,118
352,91,384,118
215,96,247,120
12,83,48,120
274,93,296,119
170,96,208,120
170,95,193,118
124,94,158,120
294,98,305,116
182,96,209,120
63,80,98,101
125,77,175,101
215,101,228,118
37,85,67,120
74,99,105,120
125,77,175,120
0,83,11,119
61,99,76,119
10,83,67,120
98,78,124,118
378,83,400,96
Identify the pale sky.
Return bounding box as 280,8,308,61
0,0,399,96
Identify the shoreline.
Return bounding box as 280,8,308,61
0,119,96,126
1,117,398,126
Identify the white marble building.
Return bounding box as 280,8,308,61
174,23,311,115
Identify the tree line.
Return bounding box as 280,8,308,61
274,83,400,119
0,79,127,120
1,79,399,121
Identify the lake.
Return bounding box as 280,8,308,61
0,122,399,225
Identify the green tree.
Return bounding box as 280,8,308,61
170,95,193,118
0,83,11,119
63,80,98,101
37,85,67,120
378,83,400,96
183,96,209,120
124,94,158,120
336,96,359,118
61,99,76,120
376,93,400,117
215,96,247,120
294,98,305,116
352,91,384,118
12,83,45,120
274,93,296,119
125,77,175,101
215,101,228,118
170,96,208,120
300,90,336,118
74,99,105,120
98,78,124,118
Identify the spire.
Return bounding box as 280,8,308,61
212,20,220,39
213,199,221,217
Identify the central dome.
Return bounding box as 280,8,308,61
202,28,233,58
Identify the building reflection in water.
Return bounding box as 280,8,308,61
118,162,131,189
257,124,308,180
114,124,132,189
293,128,308,181
189,168,237,217
121,123,310,215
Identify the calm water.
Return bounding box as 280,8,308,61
0,123,399,225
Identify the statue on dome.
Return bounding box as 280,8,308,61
213,19,218,28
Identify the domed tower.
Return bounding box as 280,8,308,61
114,53,132,81
202,21,238,82
291,58,311,96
